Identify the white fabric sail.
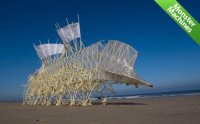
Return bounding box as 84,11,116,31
57,22,80,43
34,44,65,60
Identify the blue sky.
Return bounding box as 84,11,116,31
0,0,200,100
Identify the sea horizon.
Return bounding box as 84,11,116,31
109,89,200,99
1,89,200,103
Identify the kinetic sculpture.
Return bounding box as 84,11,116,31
23,16,153,106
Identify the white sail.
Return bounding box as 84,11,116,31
57,22,80,43
34,44,65,60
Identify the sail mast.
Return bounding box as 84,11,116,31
77,14,84,49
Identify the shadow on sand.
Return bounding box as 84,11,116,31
92,102,147,106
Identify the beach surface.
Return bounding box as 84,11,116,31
0,95,200,124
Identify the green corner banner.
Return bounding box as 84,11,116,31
155,0,200,45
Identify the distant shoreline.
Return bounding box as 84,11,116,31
109,89,200,99
1,89,200,103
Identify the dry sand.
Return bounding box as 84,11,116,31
0,95,200,124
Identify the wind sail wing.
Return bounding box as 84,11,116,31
34,44,65,60
57,22,80,43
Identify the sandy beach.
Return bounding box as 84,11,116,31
0,95,200,124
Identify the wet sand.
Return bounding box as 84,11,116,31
0,95,200,124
